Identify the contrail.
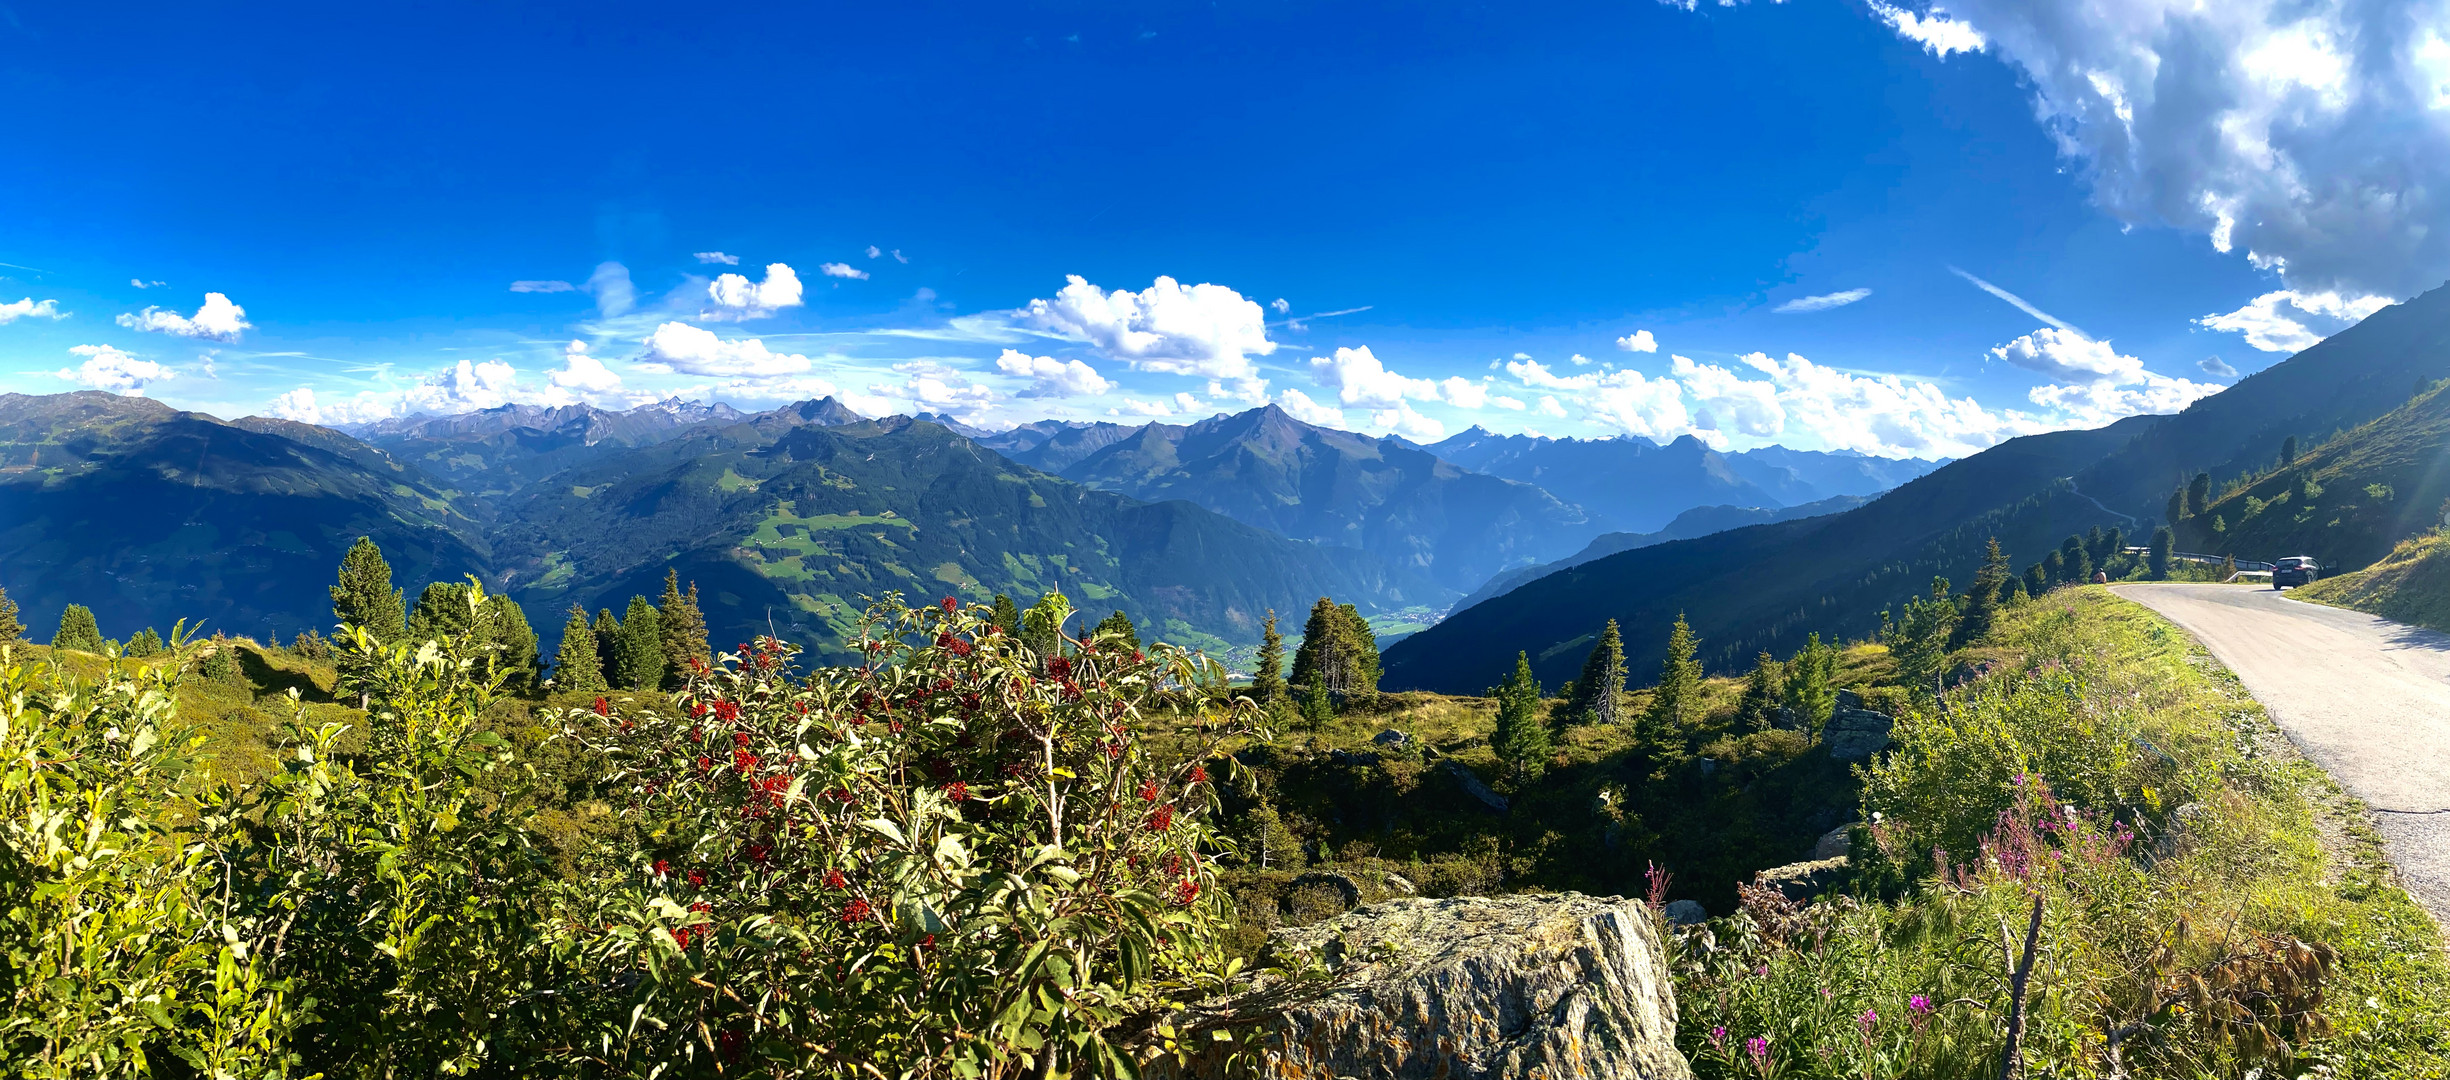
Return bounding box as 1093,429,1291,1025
1950,266,2086,338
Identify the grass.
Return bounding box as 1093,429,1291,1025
2296,530,2450,633
1672,587,2450,1077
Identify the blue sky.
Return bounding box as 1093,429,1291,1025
3,0,2440,458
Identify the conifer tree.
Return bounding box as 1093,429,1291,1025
1092,610,1140,650
200,633,242,682
1563,619,1627,727
2186,471,2212,518
615,596,665,691
1303,678,1334,727
1781,633,1838,731
51,604,105,653
487,595,540,692
1490,651,1549,782
1021,589,1071,659
2058,535,2092,583
330,536,407,643
125,627,164,658
1891,578,1961,695
593,608,622,680
1253,610,1285,703
1737,651,1784,731
2024,561,2051,599
1642,614,1702,742
1337,603,1381,696
2166,488,2187,526
1954,537,2010,646
657,569,708,688
1289,597,1345,694
2148,527,2175,579
991,594,1023,638
554,605,607,693
408,581,477,643
2282,435,2298,467
0,584,22,644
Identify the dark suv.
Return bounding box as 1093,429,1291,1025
2273,556,2320,589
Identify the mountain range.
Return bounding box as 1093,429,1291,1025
1381,282,2450,694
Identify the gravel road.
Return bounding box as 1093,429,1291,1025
2115,583,2450,929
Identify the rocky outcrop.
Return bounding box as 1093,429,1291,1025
1752,856,1848,902
1811,824,1854,861
1445,761,1511,813
1823,707,1894,762
1152,893,1692,1079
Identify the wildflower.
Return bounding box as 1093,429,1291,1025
1858,1008,1878,1040
842,897,872,923
825,869,849,890
1170,879,1200,906
1746,1035,1771,1068
1709,1026,1726,1050
944,781,969,802
592,696,611,717
652,858,671,877
1909,994,1934,1035
1149,805,1174,831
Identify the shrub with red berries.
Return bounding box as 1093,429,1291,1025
558,593,1260,1077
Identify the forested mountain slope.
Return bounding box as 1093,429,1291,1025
1380,416,2159,693
0,392,488,643
1042,405,1589,593
356,398,754,496
2191,379,2450,572
496,414,1439,661
1451,493,1872,613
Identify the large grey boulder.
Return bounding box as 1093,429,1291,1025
1445,761,1511,814
1151,893,1692,1079
1823,707,1894,762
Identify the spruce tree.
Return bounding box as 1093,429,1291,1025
2166,489,2187,527
2281,435,2297,467
2024,562,2051,599
2186,472,2212,518
408,581,477,643
1289,597,1345,694
125,627,164,658
991,594,1023,638
1303,678,1334,727
1253,610,1285,703
51,604,105,653
0,584,22,644
615,596,665,691
1737,651,1784,731
1337,603,1381,696
1955,537,2010,646
554,605,607,693
593,608,622,680
330,536,407,643
487,595,540,691
2148,527,2175,579
657,569,708,688
1092,610,1140,650
1563,619,1627,727
1781,633,1838,731
200,633,242,682
1490,651,1549,782
1642,614,1702,743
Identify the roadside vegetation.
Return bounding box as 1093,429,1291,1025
2296,529,2450,633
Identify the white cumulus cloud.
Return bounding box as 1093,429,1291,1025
268,387,402,426
1867,2,1985,58
546,340,624,399
1309,345,1441,409
1616,329,1659,352
2199,356,2240,377
116,292,250,342
820,262,870,280
995,348,1113,397
1276,388,1345,426
1019,274,1278,380
1371,401,1447,442
0,297,66,324
55,345,175,396
2197,289,2394,352
703,263,806,320
1988,327,2145,384
637,322,814,377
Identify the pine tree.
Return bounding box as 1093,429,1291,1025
2024,561,2051,599
2042,551,2065,586
2166,488,2187,526
1092,610,1140,650
1737,651,1784,731
408,581,478,643
615,596,665,691
1490,651,1550,782
1303,678,1334,727
0,584,22,644
1955,537,2010,646
125,627,164,658
290,628,332,660
1253,609,1285,703
1289,597,1345,694
51,604,106,653
593,608,622,680
1892,578,1961,695
2281,435,2298,467
1782,633,1838,732
657,569,708,688
1337,603,1381,696
1563,619,1627,727
487,594,540,691
1642,614,1702,743
330,536,407,643
200,633,242,682
2058,536,2091,583
1021,589,1071,659
2148,527,2175,579
2186,472,2212,518
991,594,1023,638
554,606,607,693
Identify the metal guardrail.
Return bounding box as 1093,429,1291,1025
2119,547,2278,572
